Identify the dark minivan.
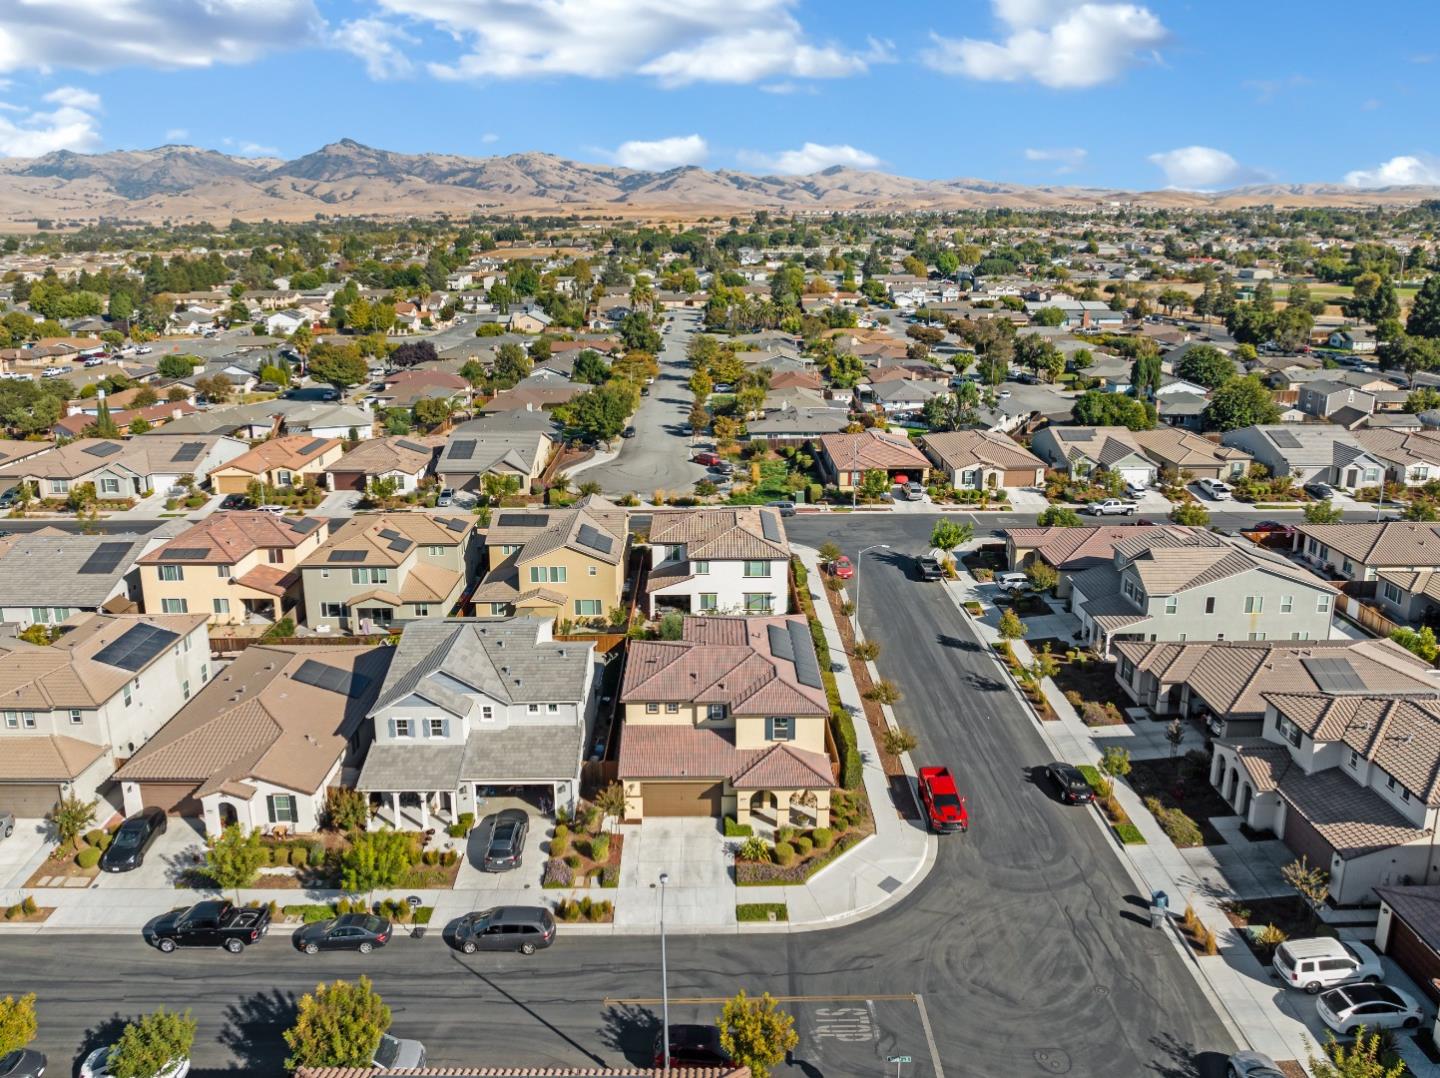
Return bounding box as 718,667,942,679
101,806,167,872
482,809,529,872
453,906,555,955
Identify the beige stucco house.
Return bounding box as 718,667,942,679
210,434,345,495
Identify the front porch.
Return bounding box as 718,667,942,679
734,787,831,834
367,789,460,832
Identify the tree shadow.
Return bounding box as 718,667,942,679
1146,1031,1228,1078
215,988,298,1076
961,670,1005,692
597,1001,661,1066
73,1014,131,1078
936,633,982,653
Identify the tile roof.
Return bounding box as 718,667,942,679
1006,524,1199,571
138,511,323,565
213,434,341,475
305,512,473,569
1373,885,1440,952
1378,569,1440,605
1042,426,1150,467
0,435,235,481
647,507,789,562
1295,522,1440,569
1352,429,1440,468
1132,427,1251,469
326,436,439,477
920,430,1045,473
818,428,929,472
617,725,831,788
0,734,105,781
296,1067,749,1078
1215,737,1290,793
1278,763,1427,858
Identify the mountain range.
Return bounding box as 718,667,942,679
0,139,1432,226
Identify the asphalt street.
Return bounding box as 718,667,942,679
579,308,711,497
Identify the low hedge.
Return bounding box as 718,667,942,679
736,832,863,885
75,846,101,869
1144,797,1203,847
792,556,861,790
737,902,788,922
723,816,753,837
1114,823,1146,845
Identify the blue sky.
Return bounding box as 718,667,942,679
0,0,1436,190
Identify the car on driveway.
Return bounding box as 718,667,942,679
1250,520,1296,539
1045,762,1094,804
1305,481,1335,500
995,571,1030,593
482,808,529,872
0,811,12,839
693,452,721,466
1226,1051,1285,1078
1317,982,1424,1034
1273,937,1383,993
294,913,392,955
919,766,968,833
146,900,271,954
218,493,248,510
436,488,456,507
828,555,854,579
81,1044,187,1078
902,482,925,501
101,806,167,873
452,905,556,955
653,1024,730,1066
1197,478,1233,500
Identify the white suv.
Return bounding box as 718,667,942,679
1197,477,1233,500
1272,937,1383,994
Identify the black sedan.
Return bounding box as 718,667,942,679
1305,481,1335,500
100,806,167,873
0,1049,46,1078
293,913,392,955
482,809,529,872
1045,762,1095,805
653,1025,730,1066
218,493,250,510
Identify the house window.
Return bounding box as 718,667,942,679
1416,468,1431,482
744,593,773,614
428,546,443,556
1387,773,1398,791
575,599,602,616
693,561,709,576
767,716,794,741
1318,594,1331,612
707,704,726,721
201,664,207,682
1384,582,1402,604
1244,596,1262,614
481,706,494,721
351,568,389,584
3,712,15,729
21,712,34,729
276,470,293,487
1349,750,1359,769
528,704,539,714
30,608,50,624
699,593,718,611
1278,718,1301,748
217,565,231,579
588,565,597,577
267,794,297,824
665,703,679,714
210,597,230,616
547,703,558,713
1280,595,1293,613
49,479,69,494
1342,559,1354,577
646,703,659,714
394,718,412,738
267,548,284,564
530,566,566,584
1163,596,1177,615
69,709,82,725
414,604,430,617
100,476,120,495
182,680,191,701
429,718,446,737
123,684,132,707
1248,632,1266,641
1291,632,1310,640
159,564,184,581
744,561,770,578
321,602,345,619
161,598,188,614
666,545,685,562
500,544,522,556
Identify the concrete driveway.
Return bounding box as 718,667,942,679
0,817,51,890
455,801,550,891
92,816,206,889
614,818,732,929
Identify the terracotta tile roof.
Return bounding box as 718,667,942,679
819,428,929,472
306,512,473,568
1295,522,1440,569
213,434,341,475
233,565,299,598
326,436,439,477
1006,524,1201,571
920,430,1045,473
1132,428,1252,469
647,507,789,561
1278,764,1427,858
731,742,834,788
1215,737,1290,793
138,511,324,566
0,734,105,781
1043,426,1150,466
618,725,831,788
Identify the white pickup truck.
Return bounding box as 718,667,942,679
1085,499,1140,516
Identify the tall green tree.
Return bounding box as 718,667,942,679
308,345,368,390
1408,274,1440,339
1202,375,1281,432
1130,351,1162,398
1071,391,1155,431
284,977,391,1071
1174,345,1237,389
204,825,266,895
567,383,637,443
0,993,37,1057
929,519,973,554
108,1008,196,1078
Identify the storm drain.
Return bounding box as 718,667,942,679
878,875,902,893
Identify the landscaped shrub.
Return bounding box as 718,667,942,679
579,896,593,920
21,896,36,916
550,832,569,857
446,812,476,838
542,859,572,888
811,827,833,850
564,853,581,870
775,826,795,845
76,846,101,869
96,832,112,851
1144,797,1203,847
723,816,752,837
589,834,610,862
84,829,105,847
591,900,612,922
794,835,813,857
773,842,795,866
307,842,325,867
1063,689,1084,708
738,836,770,862
601,866,619,888
553,822,569,842
289,846,308,868
440,849,459,868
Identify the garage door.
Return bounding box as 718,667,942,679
1387,917,1440,1003
642,781,723,817
140,783,203,817
0,783,60,818
1282,799,1335,876
330,471,366,492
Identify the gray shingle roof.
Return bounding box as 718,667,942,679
0,535,146,607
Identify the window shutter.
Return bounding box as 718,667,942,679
387,718,397,739
765,717,774,740
442,718,451,738
266,794,277,822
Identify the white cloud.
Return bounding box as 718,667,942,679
0,0,324,72
1147,145,1262,189
333,17,415,80
613,134,708,171
164,127,189,142
0,89,101,157
481,132,499,144
373,0,885,86
222,137,280,158
1024,146,1087,173
924,0,1167,89
739,142,882,175
1344,154,1440,188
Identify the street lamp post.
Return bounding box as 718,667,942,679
852,544,891,619
659,871,671,1077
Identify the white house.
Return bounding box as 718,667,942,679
645,507,791,616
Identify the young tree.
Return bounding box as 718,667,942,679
1282,854,1330,932
1165,718,1186,760
204,824,267,895
594,781,627,833
929,518,973,554
1099,745,1131,781
1170,502,1211,527
1390,625,1440,663
108,1008,196,1078
1036,506,1084,527
857,469,890,502
0,993,37,1057
283,977,391,1070
50,794,97,853
1025,561,1059,592
340,830,414,893
717,991,799,1078
1308,1029,1406,1078
1303,501,1344,524
997,607,1027,643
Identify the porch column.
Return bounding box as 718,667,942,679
815,790,831,828
736,793,751,827
1209,752,1225,788
418,793,429,831
774,791,792,826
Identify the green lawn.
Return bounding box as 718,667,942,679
727,459,806,505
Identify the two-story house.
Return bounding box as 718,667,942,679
209,434,346,496
1212,691,1440,904
617,616,835,829
117,643,391,833
645,507,790,617
0,612,210,816
1295,522,1440,583
1070,529,1337,657
136,512,330,626
0,534,149,629
300,513,479,632
474,496,629,622
357,618,596,828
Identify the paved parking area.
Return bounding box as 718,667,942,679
614,818,730,929
454,800,551,891
0,817,51,891
91,817,205,889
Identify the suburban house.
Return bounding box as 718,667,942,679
1066,529,1336,657
436,418,556,495
0,611,210,816
1296,522,1440,583
0,435,249,500
474,496,629,621
1297,380,1377,422
136,512,329,627
817,428,930,492
1005,523,1195,598
116,643,391,833
209,435,345,495
0,534,149,628
1351,429,1440,487
1030,426,1158,488
1131,428,1252,482
1210,691,1440,904
300,513,478,633
325,436,438,493
645,507,790,616
1329,327,1378,353
373,370,472,411
1221,426,1388,489
357,618,596,828
1114,637,1437,738
919,430,1046,491
746,404,853,443
618,615,834,828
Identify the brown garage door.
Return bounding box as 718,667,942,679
0,783,60,818
1387,917,1440,1003
642,781,723,817
140,782,203,817
1283,799,1335,875
330,471,367,491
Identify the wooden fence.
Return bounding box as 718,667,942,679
554,632,627,655
1334,593,1403,640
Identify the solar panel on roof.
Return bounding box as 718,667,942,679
388,537,413,552
396,440,430,454
1303,655,1367,693
1271,431,1303,449
448,439,476,460
442,517,468,533
78,542,131,575
575,523,614,556
170,441,205,463
292,658,370,697
83,442,123,457
787,619,823,689
290,517,322,535
498,512,548,528
377,528,402,541
92,623,181,673
767,623,794,662
159,547,210,560
1068,430,1096,442
328,549,368,563
759,511,782,544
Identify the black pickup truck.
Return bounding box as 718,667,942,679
917,554,945,581
146,900,271,954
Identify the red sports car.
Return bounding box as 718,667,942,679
919,766,968,833
830,556,854,579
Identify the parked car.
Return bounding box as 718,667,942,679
436,488,456,507
621,426,637,438
1251,520,1295,539
372,1034,426,1072
829,556,854,579
293,913,392,955
0,811,12,840
452,905,556,955
0,487,22,510
1084,498,1139,516
1317,983,1424,1034
0,1048,44,1078
100,806,167,873
653,1024,731,1066
1273,937,1383,993
1226,1051,1285,1078
710,461,735,476
482,808,529,872
1124,481,1148,499
919,766,968,833
766,500,797,517
81,1046,187,1078
1305,481,1335,500
1197,477,1232,500
693,452,721,466
146,900,271,954
253,504,286,515
218,493,248,510
995,572,1030,593
917,554,945,581
1045,762,1094,805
